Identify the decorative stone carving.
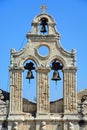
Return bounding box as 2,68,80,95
81,95,87,116
69,122,74,130
41,121,46,130
13,122,18,130
0,90,9,114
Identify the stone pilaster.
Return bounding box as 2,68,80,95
36,67,50,114
63,67,77,113
63,121,68,130
9,67,23,113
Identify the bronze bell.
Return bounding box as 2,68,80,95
40,18,47,33
52,70,61,81
26,70,34,80
40,25,47,33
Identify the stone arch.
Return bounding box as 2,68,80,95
33,13,56,23
20,55,40,67
22,56,37,114
47,55,67,67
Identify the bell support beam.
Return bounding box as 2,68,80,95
63,67,77,114
36,67,50,114
9,67,24,114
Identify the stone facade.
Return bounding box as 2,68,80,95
0,5,87,130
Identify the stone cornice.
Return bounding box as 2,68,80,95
9,66,24,71
63,66,77,72
26,34,60,41
36,67,50,73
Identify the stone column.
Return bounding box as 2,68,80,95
9,67,23,113
63,121,68,130
36,67,50,114
63,67,77,113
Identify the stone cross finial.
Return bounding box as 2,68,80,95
40,4,47,13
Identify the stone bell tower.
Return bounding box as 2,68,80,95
9,5,78,130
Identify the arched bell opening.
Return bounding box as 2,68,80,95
23,59,37,116
40,17,48,35
50,59,64,113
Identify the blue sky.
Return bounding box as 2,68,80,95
0,0,87,101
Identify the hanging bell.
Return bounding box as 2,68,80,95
40,18,47,33
40,25,47,33
26,70,34,80
52,70,61,81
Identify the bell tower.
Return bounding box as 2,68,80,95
9,5,78,130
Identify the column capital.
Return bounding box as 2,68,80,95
62,66,77,72
9,66,24,72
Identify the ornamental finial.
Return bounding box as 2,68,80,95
40,4,47,13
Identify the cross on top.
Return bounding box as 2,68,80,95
40,4,47,13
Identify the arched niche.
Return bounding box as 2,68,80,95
28,13,60,36
49,58,63,113
23,60,36,100
50,60,63,100
47,55,67,68
23,59,37,114
40,17,48,35
20,55,40,68
46,55,67,113
9,54,40,114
